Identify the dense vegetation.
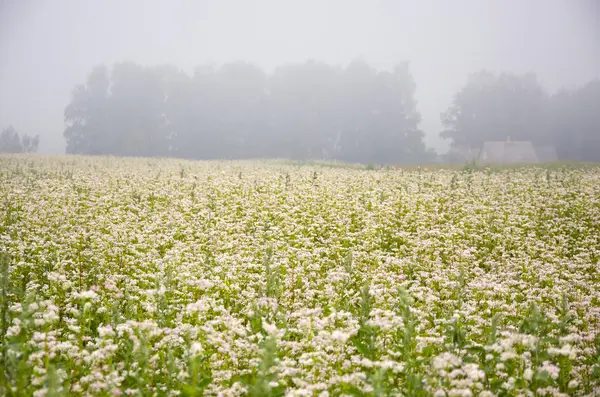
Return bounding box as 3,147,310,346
0,126,40,155
58,60,600,164
1,154,599,396
62,61,431,165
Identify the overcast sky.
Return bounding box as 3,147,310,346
1,0,598,154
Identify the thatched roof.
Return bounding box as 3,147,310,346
478,140,539,164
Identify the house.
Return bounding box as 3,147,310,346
478,137,540,164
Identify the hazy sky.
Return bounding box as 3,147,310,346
1,0,598,154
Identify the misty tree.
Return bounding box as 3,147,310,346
108,62,175,157
440,71,549,150
165,62,269,160
64,65,111,155
64,63,177,157
548,80,600,162
65,60,433,164
0,125,40,153
337,61,429,164
268,60,343,160
441,71,600,162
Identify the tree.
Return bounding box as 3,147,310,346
64,65,111,154
166,62,269,160
549,80,600,161
21,134,40,153
440,71,549,149
337,60,429,164
64,63,177,157
268,60,342,160
0,125,39,153
0,126,22,153
65,60,433,164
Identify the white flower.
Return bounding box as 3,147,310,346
500,351,517,361
6,325,20,337
98,324,115,338
433,353,462,370
568,379,578,389
262,320,278,336
33,387,48,397
190,342,203,355
539,362,560,380
75,290,99,300
330,330,351,343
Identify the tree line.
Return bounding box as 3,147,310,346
442,71,600,162
62,60,433,164
0,126,39,154
2,60,598,163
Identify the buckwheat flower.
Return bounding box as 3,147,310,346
331,330,351,343
98,324,115,338
190,342,203,355
6,325,20,337
262,320,278,335
500,351,517,361
33,387,48,397
33,332,46,342
448,388,472,397
463,363,484,381
433,352,462,370
548,344,576,359
539,362,560,380
75,290,99,300
523,368,533,381
502,377,516,390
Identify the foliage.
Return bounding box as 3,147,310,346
0,126,39,154
63,60,432,165
441,71,600,162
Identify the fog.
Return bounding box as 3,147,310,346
1,0,598,155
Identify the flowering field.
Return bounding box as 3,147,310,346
1,155,600,397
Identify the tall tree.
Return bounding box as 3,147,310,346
107,62,173,157
441,71,549,149
64,65,111,154
269,61,342,160
549,80,600,161
66,60,433,164
0,126,23,153
337,60,428,164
